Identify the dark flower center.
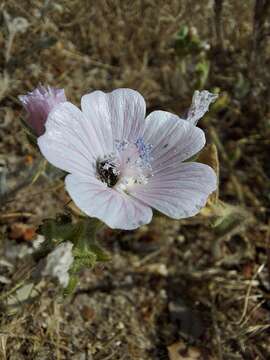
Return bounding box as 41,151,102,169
96,158,119,188
96,138,153,190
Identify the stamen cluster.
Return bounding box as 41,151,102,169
97,138,153,190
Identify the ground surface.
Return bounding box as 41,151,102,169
1,1,270,359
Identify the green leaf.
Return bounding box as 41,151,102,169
37,214,74,244
63,275,78,297
195,59,210,89
88,244,111,262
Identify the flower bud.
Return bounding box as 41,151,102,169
19,85,66,136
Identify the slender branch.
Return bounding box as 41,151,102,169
214,0,224,51
250,0,270,68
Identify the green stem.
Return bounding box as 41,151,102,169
75,218,104,251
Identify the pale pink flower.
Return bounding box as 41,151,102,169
38,89,217,230
19,85,66,136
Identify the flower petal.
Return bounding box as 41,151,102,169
143,111,206,173
38,102,103,176
129,162,217,219
81,88,146,145
65,174,153,230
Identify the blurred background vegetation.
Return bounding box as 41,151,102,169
0,1,270,359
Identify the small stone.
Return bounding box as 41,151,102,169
116,322,125,330
177,235,185,244
80,305,95,322
160,289,167,299
146,263,168,276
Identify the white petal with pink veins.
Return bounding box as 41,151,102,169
129,162,217,219
81,89,146,145
143,111,205,173
38,102,103,176
65,174,153,230
81,92,114,155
